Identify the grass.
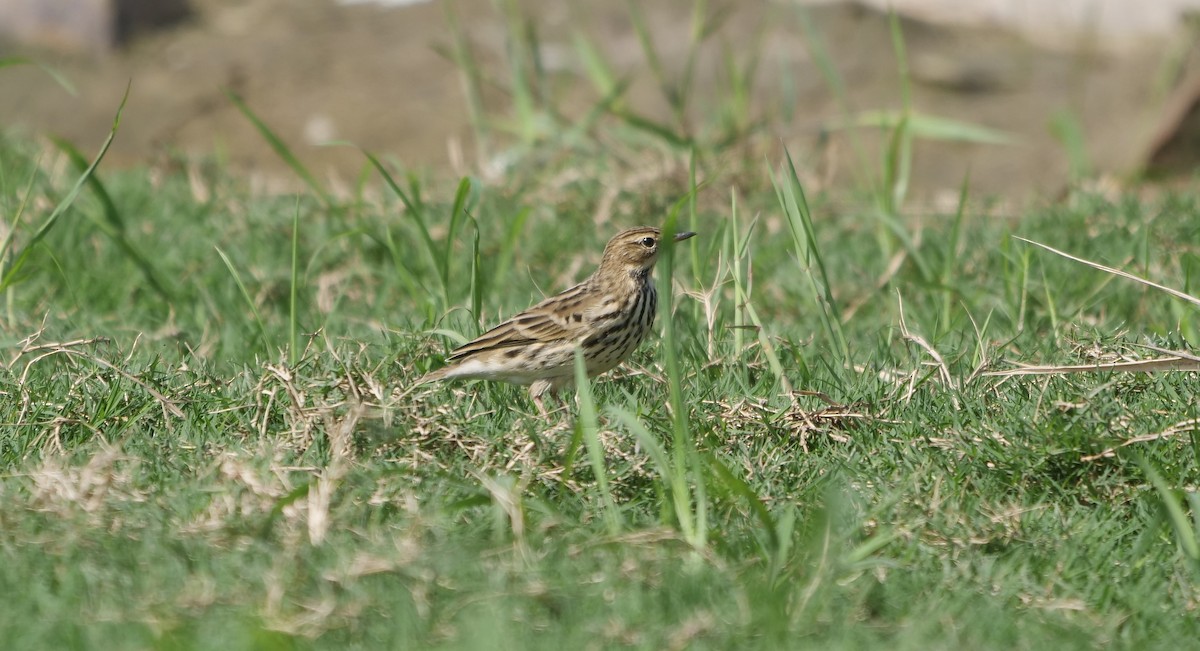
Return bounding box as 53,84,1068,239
3,8,1200,649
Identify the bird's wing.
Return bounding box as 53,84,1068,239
446,281,598,361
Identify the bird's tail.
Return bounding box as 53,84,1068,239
416,365,451,385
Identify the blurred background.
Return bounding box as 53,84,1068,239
2,0,1199,203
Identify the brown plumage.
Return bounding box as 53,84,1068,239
418,226,696,414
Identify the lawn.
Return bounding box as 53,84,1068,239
2,14,1200,649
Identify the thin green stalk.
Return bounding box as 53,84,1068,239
688,148,701,284
289,203,300,365
728,190,747,358
500,0,540,144
443,4,490,156
939,174,971,336
574,347,620,536
469,215,483,334
885,11,913,215
443,177,476,309
659,203,707,550
491,207,530,289
3,155,41,327
1041,267,1060,341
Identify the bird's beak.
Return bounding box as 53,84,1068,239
673,231,697,242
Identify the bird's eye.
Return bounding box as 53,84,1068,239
640,237,656,248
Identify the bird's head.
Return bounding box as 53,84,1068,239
599,226,697,277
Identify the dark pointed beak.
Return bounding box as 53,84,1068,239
673,231,697,242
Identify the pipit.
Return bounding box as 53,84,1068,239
418,226,696,414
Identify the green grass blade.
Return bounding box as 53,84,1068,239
289,203,301,365
610,110,693,149
939,173,971,335
842,527,900,565
728,190,747,357
687,148,701,284
884,8,913,215
491,207,530,289
355,148,442,296
469,217,482,333
827,110,1016,145
443,177,476,307
705,452,778,553
1050,109,1091,182
741,299,789,390
0,56,76,95
442,3,490,153
1,155,42,326
48,136,174,301
49,136,126,231
1188,492,1200,549
574,347,621,536
888,10,912,114
883,112,912,213
0,83,129,294
771,148,849,362
624,0,670,108
226,89,333,208
215,246,271,351
259,482,312,538
609,405,693,537
607,407,672,480
1134,454,1200,561
660,199,707,550
571,31,618,100
500,0,539,144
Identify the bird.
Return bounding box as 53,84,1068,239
418,226,697,415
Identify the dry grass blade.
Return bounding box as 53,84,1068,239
1136,343,1200,365
786,399,867,451
7,331,106,369
1081,417,1200,462
26,443,137,515
996,238,1200,377
897,292,959,408
12,335,184,421
310,401,366,545
1016,236,1200,309
60,350,186,420
985,356,1200,377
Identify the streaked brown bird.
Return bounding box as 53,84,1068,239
418,226,696,414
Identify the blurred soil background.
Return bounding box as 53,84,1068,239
2,0,1200,202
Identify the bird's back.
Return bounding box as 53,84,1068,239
418,225,686,395
421,270,656,384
